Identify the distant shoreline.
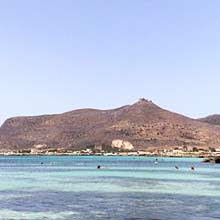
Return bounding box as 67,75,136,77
0,153,205,158
1,147,219,158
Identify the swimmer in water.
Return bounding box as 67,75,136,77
154,159,158,165
97,165,101,169
191,166,195,171
175,166,179,170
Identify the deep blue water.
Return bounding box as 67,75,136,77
0,156,220,220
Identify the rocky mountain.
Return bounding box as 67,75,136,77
197,114,220,125
0,98,220,151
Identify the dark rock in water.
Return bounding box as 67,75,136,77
203,158,211,163
215,157,220,163
203,157,220,163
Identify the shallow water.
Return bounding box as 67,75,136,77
0,156,220,220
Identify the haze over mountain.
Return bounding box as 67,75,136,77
198,115,220,125
0,99,220,151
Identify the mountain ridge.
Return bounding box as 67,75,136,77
0,99,220,151
197,114,220,125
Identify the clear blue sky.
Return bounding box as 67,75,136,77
0,0,220,123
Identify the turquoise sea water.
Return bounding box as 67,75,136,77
0,156,220,220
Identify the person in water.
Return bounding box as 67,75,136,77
175,166,179,170
191,166,195,171
97,165,101,169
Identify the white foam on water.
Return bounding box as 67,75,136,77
0,209,78,220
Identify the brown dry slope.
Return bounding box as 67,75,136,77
0,99,220,151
